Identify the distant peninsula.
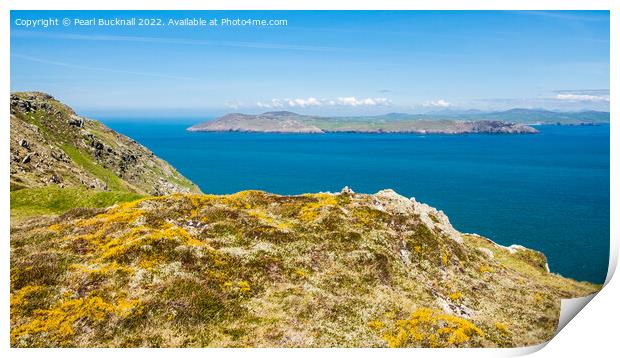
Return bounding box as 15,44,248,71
187,111,541,134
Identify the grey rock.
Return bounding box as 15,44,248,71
19,139,30,149
68,115,84,128
22,153,32,164
341,186,355,195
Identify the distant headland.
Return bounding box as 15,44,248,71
187,109,608,134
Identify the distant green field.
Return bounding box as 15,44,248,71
10,186,144,220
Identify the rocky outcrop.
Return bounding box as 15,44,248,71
10,92,201,195
451,120,538,134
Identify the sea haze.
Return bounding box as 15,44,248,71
102,119,610,283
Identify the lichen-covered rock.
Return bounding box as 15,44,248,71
10,189,598,348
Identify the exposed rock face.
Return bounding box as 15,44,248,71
10,188,597,348
370,189,462,244
10,92,201,195
451,120,538,134
187,111,539,134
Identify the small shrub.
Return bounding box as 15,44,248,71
371,308,484,348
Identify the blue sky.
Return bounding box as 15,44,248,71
10,10,610,117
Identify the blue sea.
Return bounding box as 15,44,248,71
102,119,610,283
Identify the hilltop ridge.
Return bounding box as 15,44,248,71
10,92,201,195
189,111,324,133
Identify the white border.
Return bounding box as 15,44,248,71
2,1,616,357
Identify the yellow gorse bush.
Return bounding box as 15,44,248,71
299,193,338,222
373,308,484,348
11,294,141,346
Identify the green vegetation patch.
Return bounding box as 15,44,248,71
60,144,129,192
10,186,143,219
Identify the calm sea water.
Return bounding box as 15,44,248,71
102,119,610,283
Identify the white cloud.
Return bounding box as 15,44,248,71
335,97,391,106
422,99,451,108
225,100,245,109
256,99,285,109
256,96,391,108
555,93,609,102
286,97,322,108
335,97,359,106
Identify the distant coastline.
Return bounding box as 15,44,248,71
529,121,606,127
187,109,608,135
187,111,537,134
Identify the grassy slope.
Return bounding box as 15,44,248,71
305,118,462,131
10,186,144,220
60,145,132,192
84,120,200,194
10,190,598,348
14,108,131,193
